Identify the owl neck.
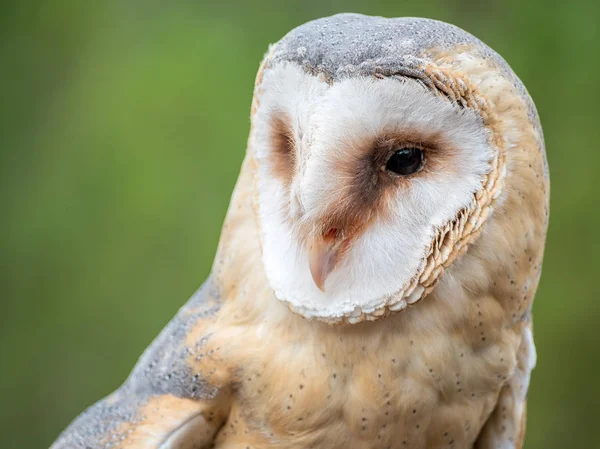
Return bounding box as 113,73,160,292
210,154,277,310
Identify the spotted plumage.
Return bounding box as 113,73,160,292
51,13,548,449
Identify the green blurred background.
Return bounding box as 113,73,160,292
1,1,598,448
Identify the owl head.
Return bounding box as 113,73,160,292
247,14,548,323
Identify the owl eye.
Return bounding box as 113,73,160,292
385,148,424,175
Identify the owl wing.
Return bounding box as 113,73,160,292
474,320,537,449
50,279,232,449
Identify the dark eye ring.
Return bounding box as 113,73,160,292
385,147,424,176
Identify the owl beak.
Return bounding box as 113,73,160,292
308,230,345,292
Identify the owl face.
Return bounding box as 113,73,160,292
248,15,534,323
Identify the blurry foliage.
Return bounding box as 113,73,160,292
0,1,598,448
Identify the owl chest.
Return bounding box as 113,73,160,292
221,321,511,449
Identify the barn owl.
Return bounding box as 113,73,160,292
51,13,549,449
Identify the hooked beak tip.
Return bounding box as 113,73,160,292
313,275,327,293
308,239,343,292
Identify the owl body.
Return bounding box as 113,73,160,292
51,14,548,449
209,307,519,449
206,272,528,449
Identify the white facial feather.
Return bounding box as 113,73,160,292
252,63,493,319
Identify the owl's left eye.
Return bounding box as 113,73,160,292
385,148,424,175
